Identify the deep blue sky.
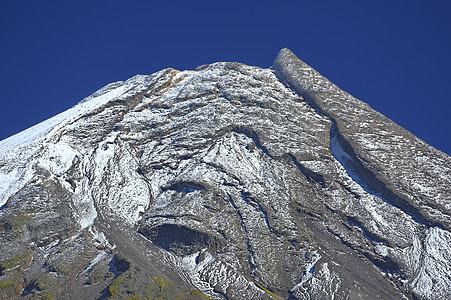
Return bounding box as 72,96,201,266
1,1,450,155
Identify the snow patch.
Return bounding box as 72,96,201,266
37,142,79,176
291,252,322,291
0,83,129,151
0,166,35,209
410,227,451,299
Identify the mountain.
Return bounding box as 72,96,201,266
0,48,450,300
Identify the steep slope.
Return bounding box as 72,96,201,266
0,49,450,300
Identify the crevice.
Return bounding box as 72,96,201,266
161,181,206,193
213,125,272,158
203,161,243,187
109,254,131,275
347,216,390,246
247,239,257,278
325,226,355,250
330,123,432,227
231,125,272,158
241,191,271,231
226,192,257,278
226,193,246,233
258,204,271,231
361,252,403,276
213,123,329,192
213,289,229,300
141,214,201,221
287,154,325,188
138,224,225,256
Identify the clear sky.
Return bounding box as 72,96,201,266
1,1,450,155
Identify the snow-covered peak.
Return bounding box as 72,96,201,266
0,52,449,300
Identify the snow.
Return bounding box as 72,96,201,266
0,166,34,208
0,53,450,299
0,82,129,152
181,250,217,295
291,252,321,291
0,81,131,211
410,227,451,299
90,135,151,224
37,142,79,176
0,169,20,208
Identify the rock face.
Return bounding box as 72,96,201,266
0,48,450,300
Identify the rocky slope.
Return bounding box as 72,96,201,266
0,48,450,300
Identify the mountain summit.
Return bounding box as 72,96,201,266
0,49,450,299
